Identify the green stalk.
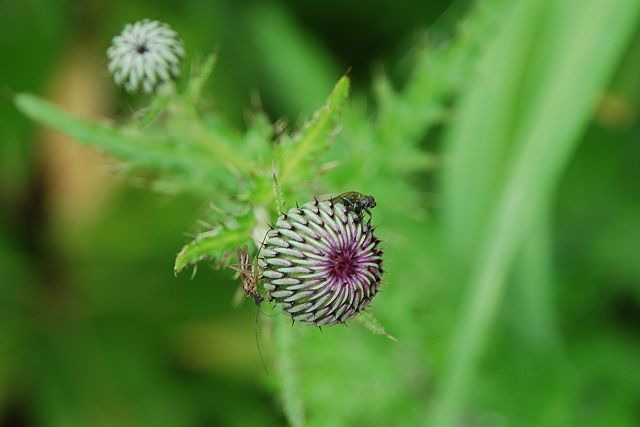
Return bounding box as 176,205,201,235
274,315,305,427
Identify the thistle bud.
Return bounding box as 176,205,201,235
107,19,184,93
260,199,383,326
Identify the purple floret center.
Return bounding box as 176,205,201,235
327,246,360,282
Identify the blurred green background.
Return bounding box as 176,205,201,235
1,0,640,426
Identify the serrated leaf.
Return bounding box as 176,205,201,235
375,0,500,148
279,76,350,186
14,93,241,196
356,311,397,342
174,213,253,275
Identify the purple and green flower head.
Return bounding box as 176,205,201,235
260,194,383,326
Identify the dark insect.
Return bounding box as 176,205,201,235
329,192,377,221
229,245,264,306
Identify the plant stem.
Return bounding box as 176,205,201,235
274,315,305,427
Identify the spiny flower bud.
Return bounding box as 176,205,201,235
260,199,383,326
107,19,184,93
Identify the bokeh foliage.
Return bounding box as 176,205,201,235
3,0,640,426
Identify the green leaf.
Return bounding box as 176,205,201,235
135,92,174,128
14,93,244,196
14,94,207,175
279,76,350,187
186,53,217,100
375,0,502,148
174,212,253,275
356,311,397,342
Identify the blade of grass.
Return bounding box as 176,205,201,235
511,203,560,352
441,0,544,265
432,0,640,426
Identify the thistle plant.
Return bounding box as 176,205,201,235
13,1,635,425
13,12,479,426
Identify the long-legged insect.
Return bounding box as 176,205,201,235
230,171,280,304
228,244,270,374
329,191,377,222
229,245,264,306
